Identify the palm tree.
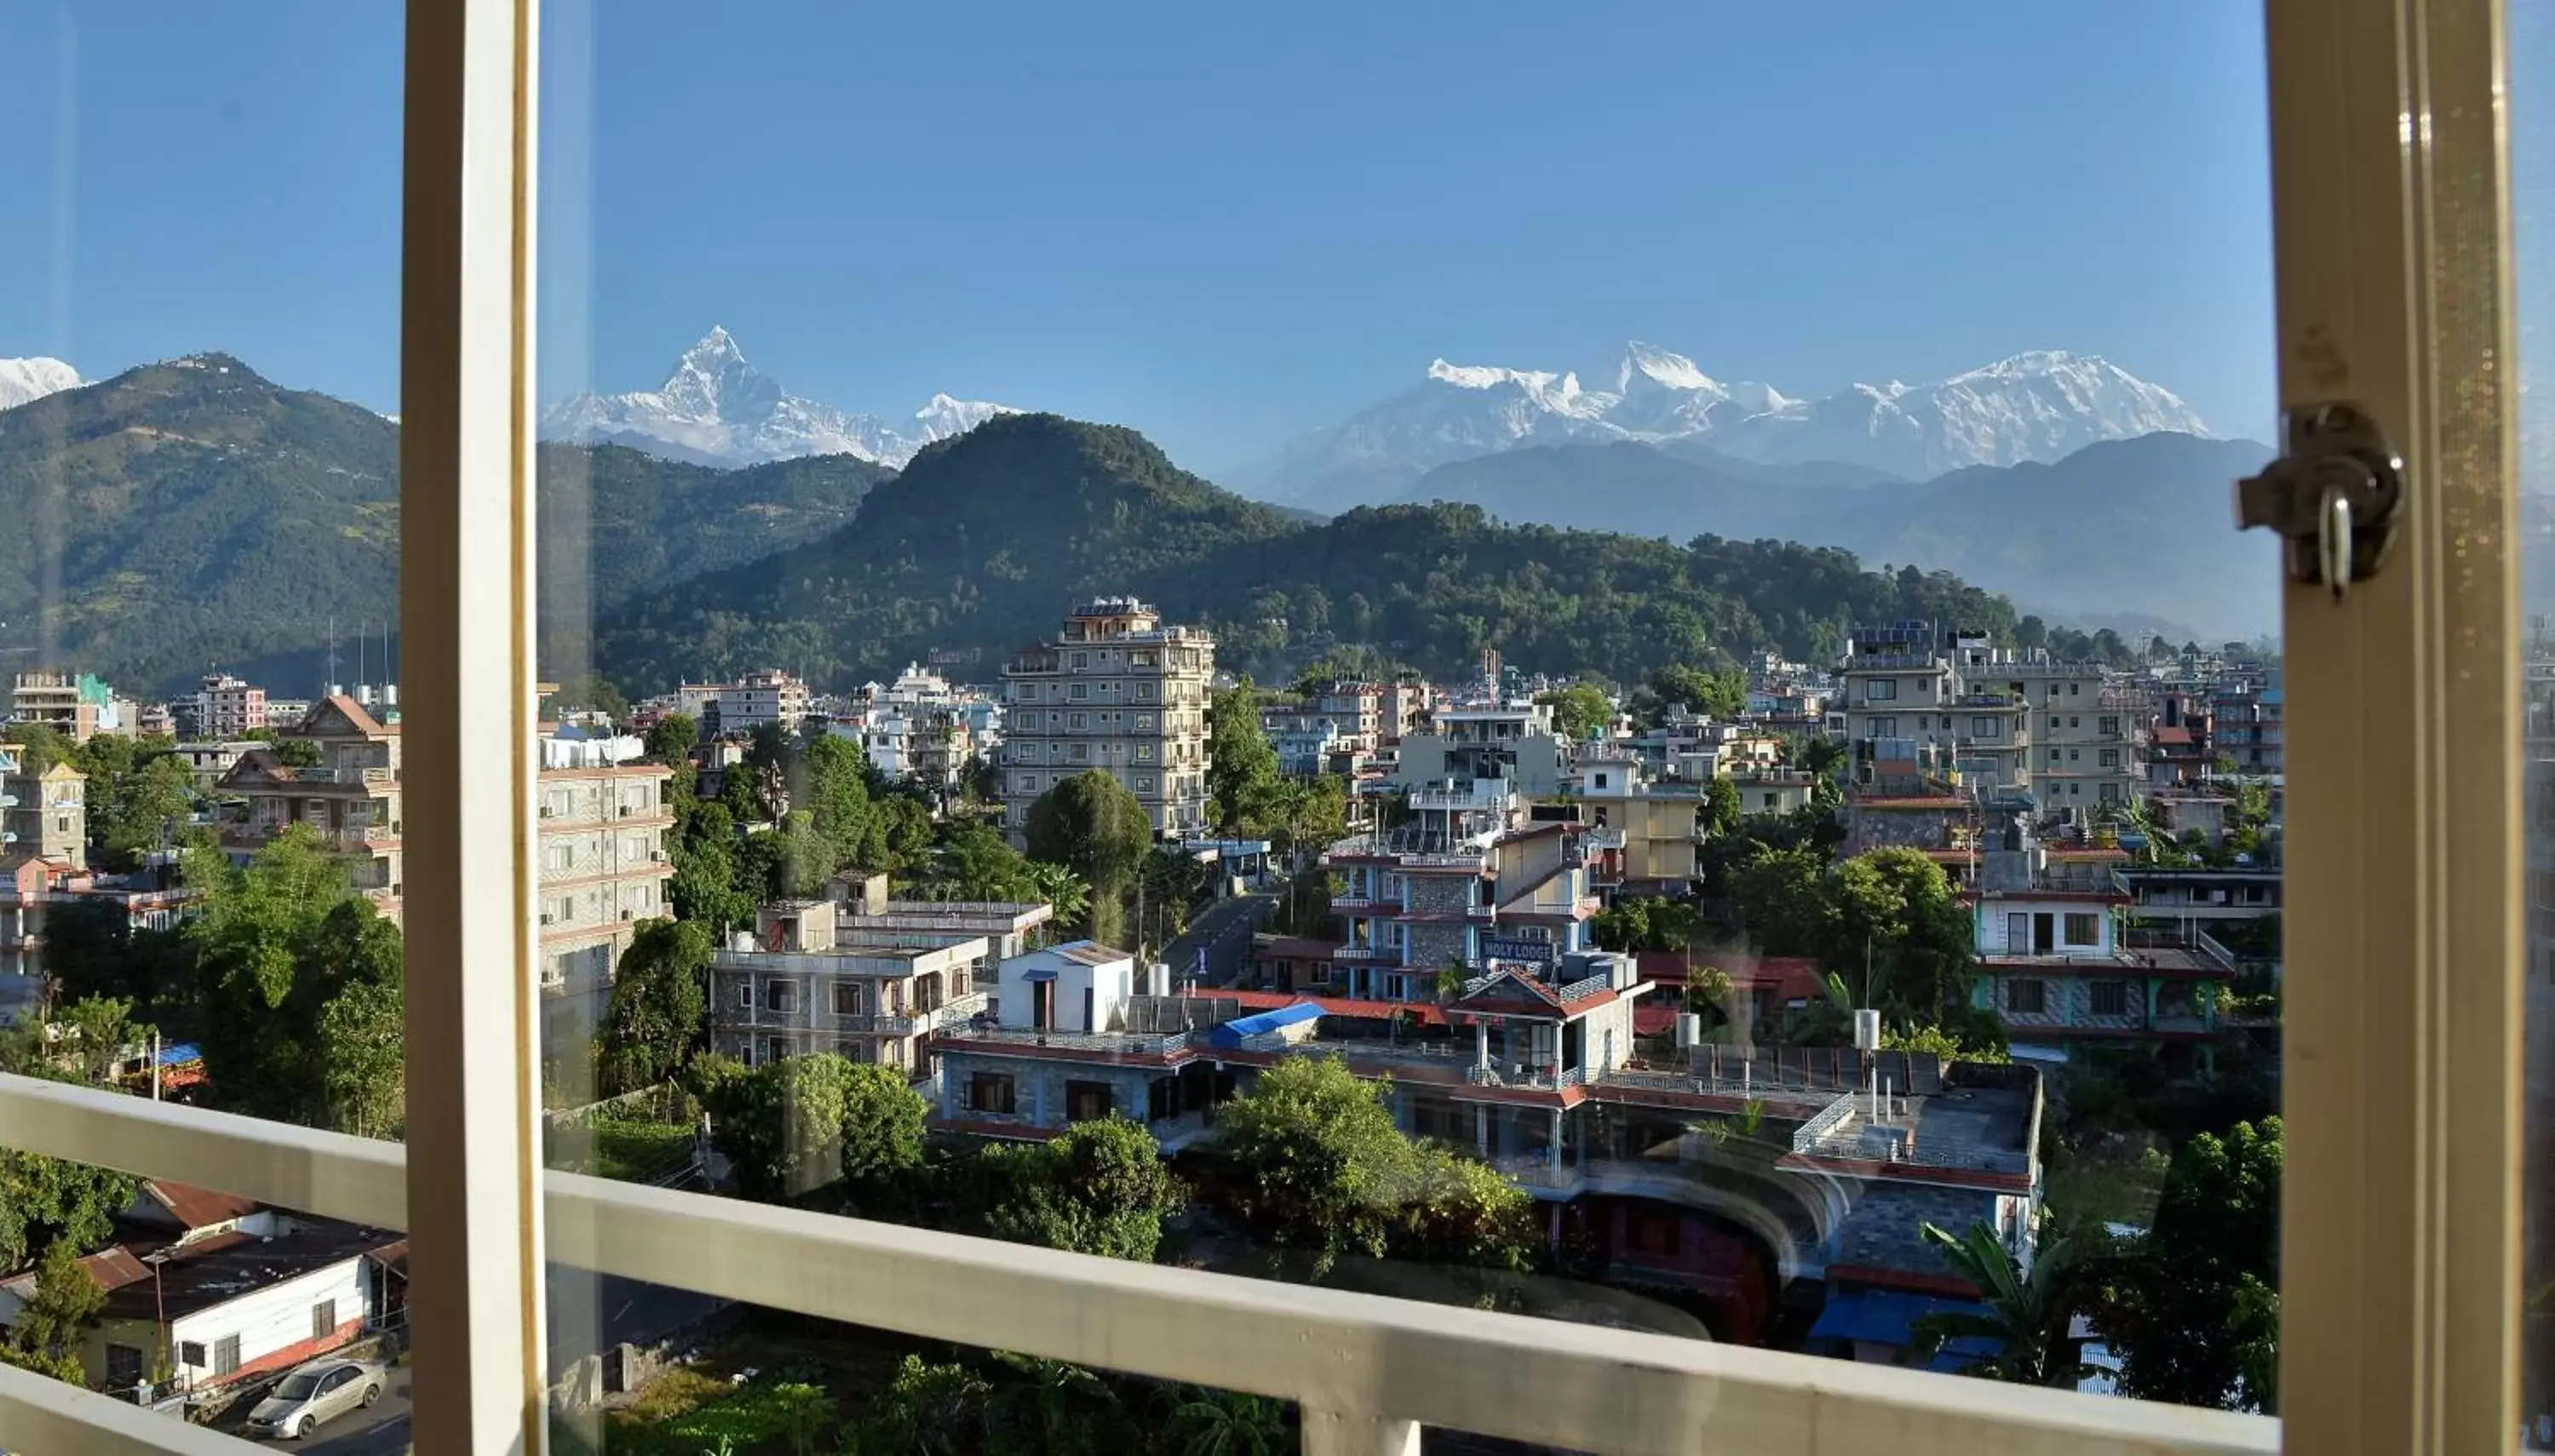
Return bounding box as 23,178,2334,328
1159,1384,1290,1456
1903,1220,2089,1386
1026,861,1092,931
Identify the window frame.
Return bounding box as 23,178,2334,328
0,0,2529,1451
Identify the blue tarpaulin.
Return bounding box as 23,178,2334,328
156,1042,202,1066
1208,1001,1323,1048
1809,1291,2003,1373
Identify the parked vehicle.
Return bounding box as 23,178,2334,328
240,1356,385,1440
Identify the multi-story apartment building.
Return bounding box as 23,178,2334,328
999,597,1214,841
2213,685,2285,775
709,899,988,1073
1969,820,2240,1063
534,731,676,1040
1324,818,1599,1001
9,671,112,742
1392,697,1566,797
2,756,87,870
218,697,404,924
1841,625,2137,807
194,674,270,740
682,669,814,737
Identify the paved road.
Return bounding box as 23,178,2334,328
1163,890,1278,988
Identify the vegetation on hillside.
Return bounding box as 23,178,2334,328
594,412,2018,691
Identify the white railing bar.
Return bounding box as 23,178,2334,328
543,1171,2276,1456
0,1072,407,1230
0,1075,2279,1455
0,1363,247,1456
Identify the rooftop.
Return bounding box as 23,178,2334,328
95,1218,403,1322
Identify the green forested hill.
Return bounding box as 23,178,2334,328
0,357,885,695
592,412,2017,691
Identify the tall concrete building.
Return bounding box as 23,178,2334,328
534,731,676,1045
218,696,405,923
1839,624,2137,809
1000,597,1214,842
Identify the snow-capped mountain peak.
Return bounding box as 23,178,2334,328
911,393,1024,444
0,357,82,413
1235,341,2215,510
538,329,1021,469
1616,341,1720,396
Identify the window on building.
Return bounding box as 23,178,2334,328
2099,715,2122,735
213,1333,242,1378
2048,716,2062,733
313,1298,338,1339
1968,716,2001,738
2002,979,2047,1016
1070,743,1088,761
1138,777,1157,792
1071,652,1088,668
2100,748,2121,768
734,982,753,1011
1869,717,1896,737
967,1072,1017,1114
762,1036,787,1064
2091,982,2132,1017
2069,715,2081,727
2063,913,2100,946
1069,684,1088,700
833,982,863,1016
1863,679,1896,702
766,981,795,1012
1065,1081,1115,1122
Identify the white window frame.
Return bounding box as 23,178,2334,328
0,0,2529,1452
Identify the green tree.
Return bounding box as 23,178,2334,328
1702,775,1743,837
0,1240,107,1385
185,828,406,1130
35,900,193,1015
2088,1118,2282,1412
595,918,712,1095
315,977,406,1138
642,712,699,768
836,1059,930,1199
1026,771,1153,945
549,672,631,725
977,1118,1183,1262
693,1053,925,1206
841,1355,992,1456
78,741,195,872
1026,861,1091,929
1904,1221,2088,1386
1205,679,1282,833
921,825,1042,903
1647,664,1746,719
667,800,755,935
1206,1055,1536,1271
55,995,148,1088
1537,682,1614,741
1158,1386,1290,1456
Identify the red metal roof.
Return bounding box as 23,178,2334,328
144,1179,260,1230
1188,987,1449,1027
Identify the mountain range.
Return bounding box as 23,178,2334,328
1395,432,2282,637
539,326,1020,469
587,412,2020,692
0,353,884,695
1228,343,2215,514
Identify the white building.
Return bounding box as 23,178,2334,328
995,940,1138,1033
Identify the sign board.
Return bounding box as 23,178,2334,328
1481,936,1556,965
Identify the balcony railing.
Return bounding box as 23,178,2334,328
0,1071,2277,1456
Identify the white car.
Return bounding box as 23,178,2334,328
240,1356,385,1441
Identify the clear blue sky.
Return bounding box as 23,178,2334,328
4,2,2284,468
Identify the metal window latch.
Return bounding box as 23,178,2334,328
2233,400,2405,601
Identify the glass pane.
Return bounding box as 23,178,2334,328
2517,1,2555,1444
0,3,411,1445
535,0,2283,1436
